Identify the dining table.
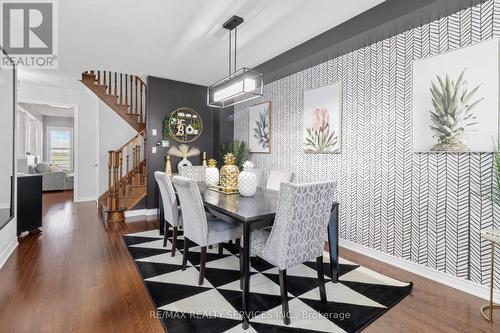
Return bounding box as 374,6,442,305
163,181,339,330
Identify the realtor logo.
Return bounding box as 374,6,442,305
0,0,58,68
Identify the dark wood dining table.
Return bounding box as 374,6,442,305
163,182,339,329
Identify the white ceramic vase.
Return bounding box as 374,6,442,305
205,167,219,186
177,157,192,170
238,169,257,197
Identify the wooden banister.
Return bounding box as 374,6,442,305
82,69,148,221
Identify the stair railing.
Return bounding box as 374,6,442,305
106,130,146,208
84,70,147,124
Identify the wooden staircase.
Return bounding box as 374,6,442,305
80,70,148,223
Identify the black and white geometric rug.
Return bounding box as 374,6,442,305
123,229,412,333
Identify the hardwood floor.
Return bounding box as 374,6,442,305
0,190,498,332
0,191,163,333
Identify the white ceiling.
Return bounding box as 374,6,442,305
18,102,74,118
18,0,384,88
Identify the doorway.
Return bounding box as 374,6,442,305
16,102,77,201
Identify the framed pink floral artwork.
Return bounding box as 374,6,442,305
303,83,341,153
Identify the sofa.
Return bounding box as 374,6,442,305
29,162,74,191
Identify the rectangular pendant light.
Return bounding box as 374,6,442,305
208,68,263,108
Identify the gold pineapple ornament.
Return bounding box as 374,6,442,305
220,153,239,193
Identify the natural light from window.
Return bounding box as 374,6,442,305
48,127,73,169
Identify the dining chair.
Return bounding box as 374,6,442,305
154,171,182,256
266,170,294,191
249,181,336,325
178,166,206,181
253,168,263,188
172,176,243,285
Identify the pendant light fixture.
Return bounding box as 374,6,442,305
207,15,263,108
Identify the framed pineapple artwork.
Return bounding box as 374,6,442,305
303,83,341,153
412,38,499,152
248,102,271,153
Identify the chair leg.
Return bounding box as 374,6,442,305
162,222,170,248
279,269,290,325
182,237,189,271
171,227,178,257
219,243,223,255
199,246,207,286
316,256,327,303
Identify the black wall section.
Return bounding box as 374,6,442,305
254,0,488,84
213,106,234,162
146,76,233,209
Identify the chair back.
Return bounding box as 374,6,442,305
172,176,208,246
179,166,206,181
253,168,263,188
263,181,336,270
266,170,294,191
154,171,179,226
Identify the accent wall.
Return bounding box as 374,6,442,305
235,0,500,290
146,76,233,209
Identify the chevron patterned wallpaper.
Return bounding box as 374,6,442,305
234,0,500,289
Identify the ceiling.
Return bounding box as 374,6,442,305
18,102,74,118
17,0,384,88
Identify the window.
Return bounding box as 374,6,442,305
47,126,73,169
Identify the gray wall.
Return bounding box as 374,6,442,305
235,0,500,289
42,115,74,162
146,76,233,209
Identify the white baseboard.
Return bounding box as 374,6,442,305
125,208,158,218
340,239,500,303
0,237,18,270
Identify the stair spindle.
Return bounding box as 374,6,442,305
103,71,106,87
108,71,112,95
125,74,128,110
119,73,123,105
130,75,133,114
114,72,117,97
97,71,100,84
135,77,138,115
140,82,143,122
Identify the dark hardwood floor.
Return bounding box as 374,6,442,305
0,191,163,333
0,190,497,332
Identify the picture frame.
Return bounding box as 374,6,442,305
412,38,499,153
303,83,342,154
248,101,271,153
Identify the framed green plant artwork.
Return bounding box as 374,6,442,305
248,102,271,153
413,39,499,152
303,83,341,154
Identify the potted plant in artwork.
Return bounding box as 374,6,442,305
205,159,219,186
304,107,338,153
238,161,257,197
429,69,483,151
168,144,200,170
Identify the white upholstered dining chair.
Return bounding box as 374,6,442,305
250,181,336,325
178,166,206,181
154,171,182,256
266,170,294,191
173,176,243,286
